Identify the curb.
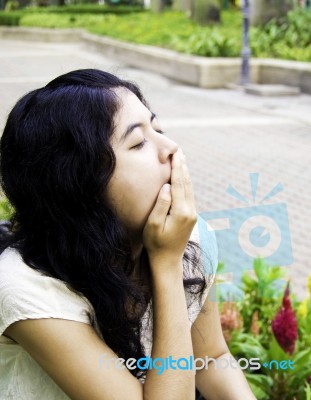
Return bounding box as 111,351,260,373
0,26,83,42
0,26,311,94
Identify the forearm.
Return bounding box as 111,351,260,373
143,265,195,400
195,352,256,400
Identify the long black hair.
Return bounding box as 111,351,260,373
0,69,210,381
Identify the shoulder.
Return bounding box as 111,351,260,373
189,215,219,277
0,247,95,338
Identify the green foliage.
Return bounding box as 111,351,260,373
167,9,241,56
0,8,310,61
238,258,287,346
171,28,239,57
245,373,273,400
251,8,311,61
20,12,106,29
23,4,145,14
0,198,14,221
296,295,311,354
0,11,22,25
222,258,311,400
0,4,145,27
86,11,192,46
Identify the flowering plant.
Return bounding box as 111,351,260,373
218,259,311,400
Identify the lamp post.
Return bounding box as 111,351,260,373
240,0,251,85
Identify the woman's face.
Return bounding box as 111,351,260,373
107,88,178,235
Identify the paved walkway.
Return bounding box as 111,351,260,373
1,39,310,299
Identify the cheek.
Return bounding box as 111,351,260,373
107,168,162,229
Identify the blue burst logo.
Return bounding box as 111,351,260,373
198,173,293,301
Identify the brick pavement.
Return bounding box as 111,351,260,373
0,39,310,299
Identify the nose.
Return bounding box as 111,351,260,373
157,135,178,164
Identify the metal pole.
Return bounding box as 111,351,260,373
240,0,251,85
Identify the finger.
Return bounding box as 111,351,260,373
147,184,172,226
170,148,185,207
180,151,196,210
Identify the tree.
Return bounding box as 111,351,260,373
191,0,221,24
249,0,294,25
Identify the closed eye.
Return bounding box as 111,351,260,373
131,129,164,150
131,138,147,150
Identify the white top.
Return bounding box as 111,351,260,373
0,221,218,399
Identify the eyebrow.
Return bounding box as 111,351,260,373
119,112,156,144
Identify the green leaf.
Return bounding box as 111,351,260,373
253,258,269,281
216,262,225,274
267,335,290,361
245,373,274,391
229,332,267,360
242,272,257,288
287,365,311,389
268,266,287,281
247,381,270,400
305,383,311,400
292,348,311,370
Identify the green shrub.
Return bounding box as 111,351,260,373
87,11,193,46
172,28,240,57
0,8,310,61
23,4,145,14
20,12,107,28
251,8,311,61
219,259,311,400
0,11,23,25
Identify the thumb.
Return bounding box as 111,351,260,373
148,184,172,224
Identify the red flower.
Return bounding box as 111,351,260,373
272,282,298,355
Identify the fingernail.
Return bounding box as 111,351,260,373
163,183,171,193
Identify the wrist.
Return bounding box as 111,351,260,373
149,257,184,280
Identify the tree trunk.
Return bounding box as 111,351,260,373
150,0,165,12
249,0,295,25
191,0,221,24
173,0,192,13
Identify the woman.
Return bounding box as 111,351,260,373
0,69,255,399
